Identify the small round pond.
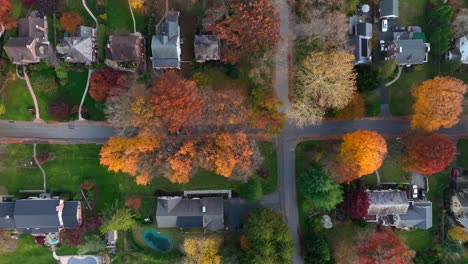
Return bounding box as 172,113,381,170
142,229,173,253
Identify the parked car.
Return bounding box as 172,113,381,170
380,40,385,52
382,19,388,32
412,184,418,199
392,25,406,32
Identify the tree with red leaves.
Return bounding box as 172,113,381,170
211,0,280,64
89,68,126,101
150,72,202,132
358,227,415,264
343,189,370,219
20,0,36,7
62,216,101,246
402,130,456,175
0,0,17,30
48,100,69,120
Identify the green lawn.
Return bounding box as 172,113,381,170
457,140,468,167
399,229,432,251
11,0,26,20
398,0,429,27
363,89,380,117
428,171,450,229
106,0,134,33
257,141,278,194
1,79,35,121
387,62,436,116
61,0,98,26
0,235,55,264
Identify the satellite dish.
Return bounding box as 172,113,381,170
362,4,370,13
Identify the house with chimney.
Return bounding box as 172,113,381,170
56,26,97,65
105,33,145,70
156,196,224,231
3,16,50,65
151,11,181,69
194,35,220,63
0,197,82,234
365,190,432,229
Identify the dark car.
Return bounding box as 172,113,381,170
392,25,406,32
451,167,460,181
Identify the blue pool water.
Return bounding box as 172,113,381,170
142,229,173,252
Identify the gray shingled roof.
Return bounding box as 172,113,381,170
57,37,94,64
151,11,180,69
106,35,144,62
397,202,432,229
3,37,40,64
14,199,61,234
194,35,220,63
18,17,46,39
156,197,224,231
63,201,80,229
380,0,399,18
356,23,372,37
390,39,427,65
367,190,409,215
0,202,16,230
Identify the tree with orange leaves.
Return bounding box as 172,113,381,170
60,12,83,33
332,130,387,183
167,141,197,184
201,132,254,178
0,0,17,30
358,227,415,264
150,72,202,132
250,92,285,135
402,130,455,175
411,76,467,131
130,96,161,128
211,0,280,64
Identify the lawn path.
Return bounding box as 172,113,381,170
21,65,42,122
33,144,47,192
78,67,93,121
82,0,98,27
128,0,136,33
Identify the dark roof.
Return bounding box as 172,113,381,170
397,202,432,229
63,201,80,229
14,199,61,233
380,0,399,18
0,202,16,229
367,190,409,215
194,35,220,63
3,37,40,64
389,39,428,65
18,17,46,39
106,35,144,62
57,37,95,64
356,23,372,37
176,216,203,228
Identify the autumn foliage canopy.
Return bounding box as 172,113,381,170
402,130,455,175
60,12,83,33
358,227,415,264
150,72,202,132
0,0,17,30
332,130,387,183
411,76,467,131
89,68,127,101
343,189,370,219
211,0,280,64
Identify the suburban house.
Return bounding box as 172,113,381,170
386,39,430,66
194,35,220,63
0,198,82,234
151,11,181,69
365,190,432,229
156,197,224,231
105,33,145,68
451,189,468,228
447,36,468,64
3,16,50,65
56,26,97,65
380,0,399,19
349,20,373,64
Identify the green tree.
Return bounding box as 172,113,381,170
31,73,58,95
100,208,136,233
77,235,106,255
356,65,380,92
304,233,331,264
427,5,453,56
239,178,263,202
298,166,343,211
55,65,68,86
220,244,244,264
244,207,295,264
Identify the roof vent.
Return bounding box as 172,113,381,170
202,206,206,213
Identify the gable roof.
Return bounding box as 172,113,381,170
14,199,61,234
397,202,432,229
380,0,399,18
367,190,409,215
194,35,220,63
18,16,46,39
388,39,428,65
356,22,372,37
57,37,95,64
3,37,41,65
63,201,80,229
151,11,181,69
156,197,224,231
0,202,16,230
106,35,144,62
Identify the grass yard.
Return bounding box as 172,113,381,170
387,62,436,116
61,0,98,26
0,235,55,264
11,0,26,20
257,141,278,194
428,171,450,229
363,89,380,117
106,0,134,34
399,229,432,251
1,79,35,121
398,0,429,27
457,140,468,168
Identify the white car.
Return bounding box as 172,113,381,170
380,40,385,52
412,185,418,199
382,19,388,32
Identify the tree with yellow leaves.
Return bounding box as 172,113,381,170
167,141,197,184
331,130,387,183
448,226,468,242
411,76,467,131
129,0,144,9
290,50,357,126
182,236,222,264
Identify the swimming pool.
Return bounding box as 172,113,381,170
142,229,173,252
